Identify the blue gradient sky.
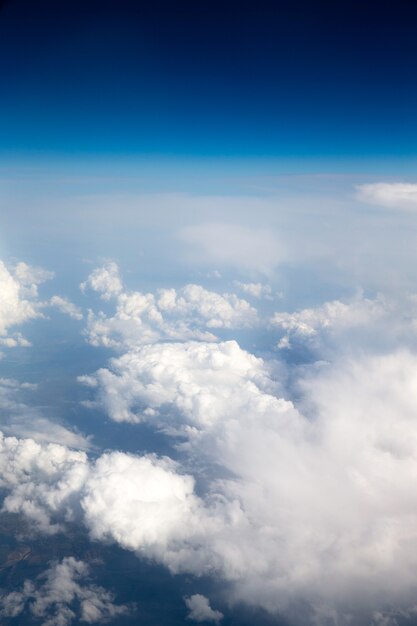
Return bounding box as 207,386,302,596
1,0,417,159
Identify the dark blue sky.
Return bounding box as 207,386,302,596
1,0,417,157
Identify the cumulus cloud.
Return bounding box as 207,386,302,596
80,261,123,300
0,431,211,564
180,223,284,274
78,340,291,428
78,332,417,623
185,594,223,623
81,451,206,561
271,291,417,355
0,260,52,349
0,433,89,533
356,182,417,210
7,260,417,623
81,264,257,348
272,293,388,349
0,557,130,625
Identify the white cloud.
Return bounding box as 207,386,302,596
80,262,123,300
234,281,273,299
81,452,204,558
49,296,83,320
185,594,223,623
356,182,417,210
271,291,417,354
81,264,257,348
181,223,284,274
80,336,417,622
0,557,130,625
0,433,89,533
272,294,388,349
0,260,52,349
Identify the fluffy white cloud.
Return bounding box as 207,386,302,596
78,340,292,428
0,557,129,625
272,294,388,349
82,452,202,554
79,335,417,623
0,260,52,349
185,594,223,623
80,262,123,300
356,182,417,210
0,433,89,533
0,431,214,570
81,264,257,348
49,295,83,320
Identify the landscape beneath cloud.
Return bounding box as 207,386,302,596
0,175,417,625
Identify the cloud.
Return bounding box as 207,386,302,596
80,261,123,300
78,340,290,427
79,333,417,622
185,594,223,623
0,260,52,349
49,296,83,320
180,223,284,274
0,557,130,625
81,264,257,348
271,293,388,349
234,281,273,299
0,432,89,533
81,451,205,559
356,183,417,211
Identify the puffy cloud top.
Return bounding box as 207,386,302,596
81,264,257,348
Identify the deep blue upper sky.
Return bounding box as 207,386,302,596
1,0,417,157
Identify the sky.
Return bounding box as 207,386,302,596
1,0,417,158
2,2,417,626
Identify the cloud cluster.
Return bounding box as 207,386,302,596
7,254,417,624
272,293,388,349
0,433,89,533
271,291,417,355
0,557,129,625
0,431,210,563
0,259,82,351
81,263,257,348
78,340,291,428
77,330,417,622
